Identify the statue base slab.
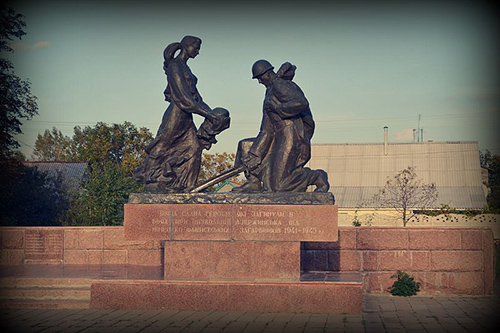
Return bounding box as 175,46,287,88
90,278,362,313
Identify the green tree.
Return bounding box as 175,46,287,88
0,6,38,160
480,150,499,211
64,162,142,226
1,164,69,226
32,122,153,225
0,6,40,224
375,166,438,226
198,152,242,191
33,122,153,173
32,127,73,161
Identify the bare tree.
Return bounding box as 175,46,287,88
375,166,438,226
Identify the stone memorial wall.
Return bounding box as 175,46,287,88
0,226,494,295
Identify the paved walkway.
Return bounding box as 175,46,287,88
1,294,498,333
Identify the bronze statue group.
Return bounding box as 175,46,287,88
133,36,329,194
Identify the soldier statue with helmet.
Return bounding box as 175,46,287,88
231,59,330,193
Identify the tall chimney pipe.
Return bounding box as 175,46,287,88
383,126,388,156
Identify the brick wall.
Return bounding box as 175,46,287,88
0,227,162,266
302,227,495,295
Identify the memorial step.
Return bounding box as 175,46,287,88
0,277,92,288
0,286,91,300
0,277,91,309
0,299,90,309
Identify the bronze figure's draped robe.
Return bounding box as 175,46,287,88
133,37,229,193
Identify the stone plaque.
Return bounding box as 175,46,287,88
125,203,337,242
232,204,337,241
125,204,232,241
25,229,64,260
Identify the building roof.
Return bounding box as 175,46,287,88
22,161,88,191
309,141,487,209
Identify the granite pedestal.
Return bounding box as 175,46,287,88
90,193,363,313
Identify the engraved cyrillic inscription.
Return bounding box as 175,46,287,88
25,230,63,260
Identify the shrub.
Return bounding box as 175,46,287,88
390,270,421,296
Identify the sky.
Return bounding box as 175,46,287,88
5,0,500,158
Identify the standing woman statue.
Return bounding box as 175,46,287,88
133,36,230,193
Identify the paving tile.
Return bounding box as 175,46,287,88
272,312,294,322
181,322,211,333
242,321,267,332
217,311,245,322
365,324,386,333
290,313,311,322
254,313,277,322
261,322,287,333
222,321,249,332
203,311,229,322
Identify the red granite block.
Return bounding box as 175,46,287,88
25,229,64,261
363,272,394,293
301,229,356,251
64,250,88,264
267,243,298,278
0,249,8,264
228,284,290,312
128,249,162,266
2,230,24,249
159,283,228,311
125,203,338,242
124,203,172,240
482,230,494,294
409,230,461,250
378,251,411,271
91,281,362,313
64,229,79,249
339,229,357,249
411,272,438,294
301,250,328,271
411,251,431,271
125,204,233,241
78,230,103,250
361,251,378,271
430,251,484,271
102,250,127,265
171,205,232,241
151,240,163,250
103,228,153,250
256,242,300,281
91,282,161,309
87,250,103,265
289,284,362,313
209,241,255,280
328,250,361,271
232,204,337,242
165,241,300,281
357,229,408,250
301,241,337,250
164,241,210,280
461,230,482,250
453,272,484,294
8,249,24,264
412,271,482,295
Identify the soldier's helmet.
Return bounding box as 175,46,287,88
251,60,274,79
